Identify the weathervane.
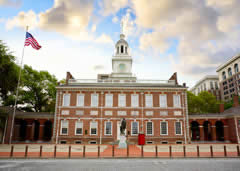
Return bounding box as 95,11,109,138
121,20,124,34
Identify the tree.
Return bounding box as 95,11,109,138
187,91,220,114
19,65,58,112
0,40,19,103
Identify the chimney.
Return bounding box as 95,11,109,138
66,72,74,85
169,72,178,85
219,103,224,113
233,95,239,107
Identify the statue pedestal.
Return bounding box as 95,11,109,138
118,135,127,149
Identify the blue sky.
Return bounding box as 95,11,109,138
1,0,240,88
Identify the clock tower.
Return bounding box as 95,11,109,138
110,33,136,81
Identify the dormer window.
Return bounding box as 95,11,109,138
121,45,124,53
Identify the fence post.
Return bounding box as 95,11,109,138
25,145,28,158
141,145,143,158
112,145,114,157
127,144,129,157
210,145,213,157
98,145,100,158
169,145,172,158
54,145,57,158
224,145,227,157
10,145,14,158
197,145,200,157
40,145,42,158
83,145,85,158
155,145,158,158
183,145,186,157
69,145,71,158
237,145,240,157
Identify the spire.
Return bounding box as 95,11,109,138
120,20,125,39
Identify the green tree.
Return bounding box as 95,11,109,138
187,91,203,114
198,91,218,113
19,65,58,112
0,40,19,102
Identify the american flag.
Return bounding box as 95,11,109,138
25,32,41,50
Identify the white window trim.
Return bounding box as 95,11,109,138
131,94,139,107
118,94,126,107
75,121,83,135
61,110,69,115
175,121,182,135
173,94,181,108
160,121,168,135
131,121,139,136
146,121,154,136
91,93,99,107
145,94,153,107
60,120,68,135
105,111,113,116
105,94,113,107
145,111,153,116
159,94,167,108
62,94,70,106
104,121,112,136
76,94,84,107
90,110,98,115
90,121,98,135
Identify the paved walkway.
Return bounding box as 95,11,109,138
0,158,239,171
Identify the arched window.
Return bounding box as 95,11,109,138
228,68,232,77
121,45,124,53
222,71,226,80
234,63,239,73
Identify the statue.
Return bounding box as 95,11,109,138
120,118,126,135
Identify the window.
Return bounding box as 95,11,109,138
228,68,232,77
105,111,112,116
90,110,98,115
173,95,181,108
175,121,182,135
160,94,167,107
210,82,213,89
118,94,126,107
222,71,226,80
145,94,152,107
75,121,83,135
77,94,84,106
91,94,98,107
61,120,68,135
118,111,127,116
75,141,82,144
131,94,139,107
121,45,124,53
146,141,153,144
63,94,70,106
131,111,139,116
146,111,153,116
234,63,239,73
160,121,168,135
105,94,113,107
89,141,97,144
161,141,168,144
76,110,84,115
176,141,182,144
146,121,153,135
131,121,139,135
160,111,168,116
105,121,112,135
90,121,98,135
61,110,69,115
60,140,67,144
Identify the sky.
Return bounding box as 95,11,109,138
0,0,240,88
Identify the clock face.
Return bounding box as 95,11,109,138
119,63,126,72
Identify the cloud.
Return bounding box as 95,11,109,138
112,16,118,23
0,0,21,7
100,0,129,16
6,10,38,30
132,0,240,77
95,34,114,44
93,65,105,71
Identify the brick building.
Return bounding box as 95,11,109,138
190,75,221,101
217,54,240,101
52,33,189,145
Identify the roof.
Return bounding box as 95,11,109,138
216,54,240,72
0,106,54,118
190,75,218,91
189,106,240,118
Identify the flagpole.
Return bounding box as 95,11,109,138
9,26,29,144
